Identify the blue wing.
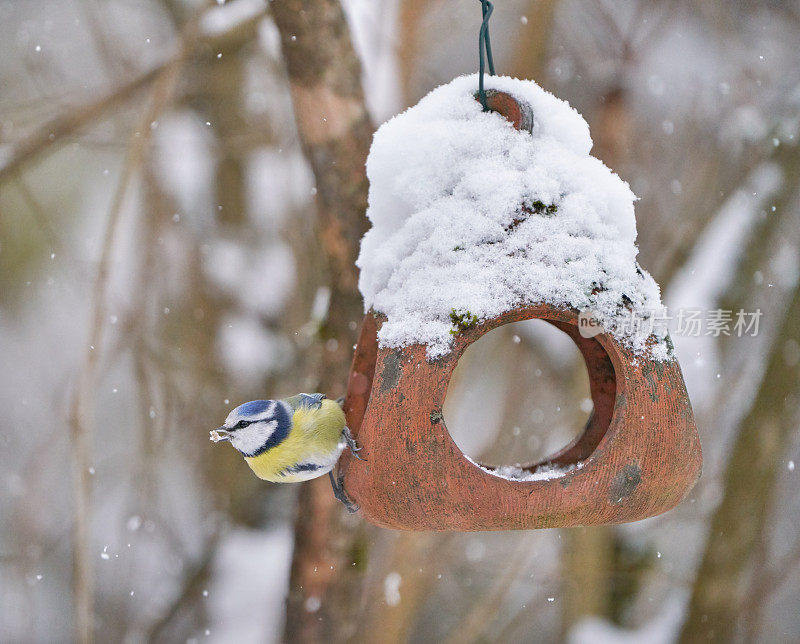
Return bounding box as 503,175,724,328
284,393,326,411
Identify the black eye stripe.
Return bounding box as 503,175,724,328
245,402,291,457
236,420,252,429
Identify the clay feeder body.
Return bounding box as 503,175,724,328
341,91,702,531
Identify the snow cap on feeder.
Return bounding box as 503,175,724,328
357,73,667,361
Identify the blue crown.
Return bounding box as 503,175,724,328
236,400,273,417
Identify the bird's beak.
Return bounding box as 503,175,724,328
210,427,231,443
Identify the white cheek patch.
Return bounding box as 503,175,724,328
231,419,278,456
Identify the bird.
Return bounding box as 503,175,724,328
210,393,362,511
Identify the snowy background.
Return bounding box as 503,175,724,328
1,0,799,642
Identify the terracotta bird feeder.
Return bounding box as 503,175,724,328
340,91,702,531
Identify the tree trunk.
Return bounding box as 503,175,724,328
508,0,560,84
679,281,800,642
397,0,427,104
678,151,800,643
270,1,373,641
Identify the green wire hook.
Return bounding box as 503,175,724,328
477,0,496,111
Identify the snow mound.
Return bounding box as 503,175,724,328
464,455,583,482
357,74,669,360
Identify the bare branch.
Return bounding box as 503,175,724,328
0,63,166,186
141,535,222,642
444,543,535,644
0,8,266,187
67,39,189,644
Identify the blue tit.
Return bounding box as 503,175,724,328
210,393,361,511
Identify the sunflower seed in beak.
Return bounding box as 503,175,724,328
210,427,231,443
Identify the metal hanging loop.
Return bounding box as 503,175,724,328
477,0,496,111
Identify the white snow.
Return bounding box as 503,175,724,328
207,527,293,644
357,74,668,359
247,148,314,226
342,0,402,122
383,572,402,607
217,313,289,379
465,455,582,482
568,596,686,644
152,111,215,224
204,238,296,318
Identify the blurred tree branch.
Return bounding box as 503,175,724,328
742,536,800,642
0,64,164,186
680,276,800,643
67,31,190,644
444,542,533,643
508,0,560,83
678,145,800,643
0,8,265,187
8,173,63,255
270,0,373,641
397,0,427,104
143,533,222,642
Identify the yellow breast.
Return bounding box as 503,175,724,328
244,399,346,482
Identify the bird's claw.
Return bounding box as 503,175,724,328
329,470,359,513
343,426,365,461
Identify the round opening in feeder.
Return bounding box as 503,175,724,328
343,306,619,482
440,310,618,480
443,319,592,470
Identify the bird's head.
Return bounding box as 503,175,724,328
210,400,292,457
